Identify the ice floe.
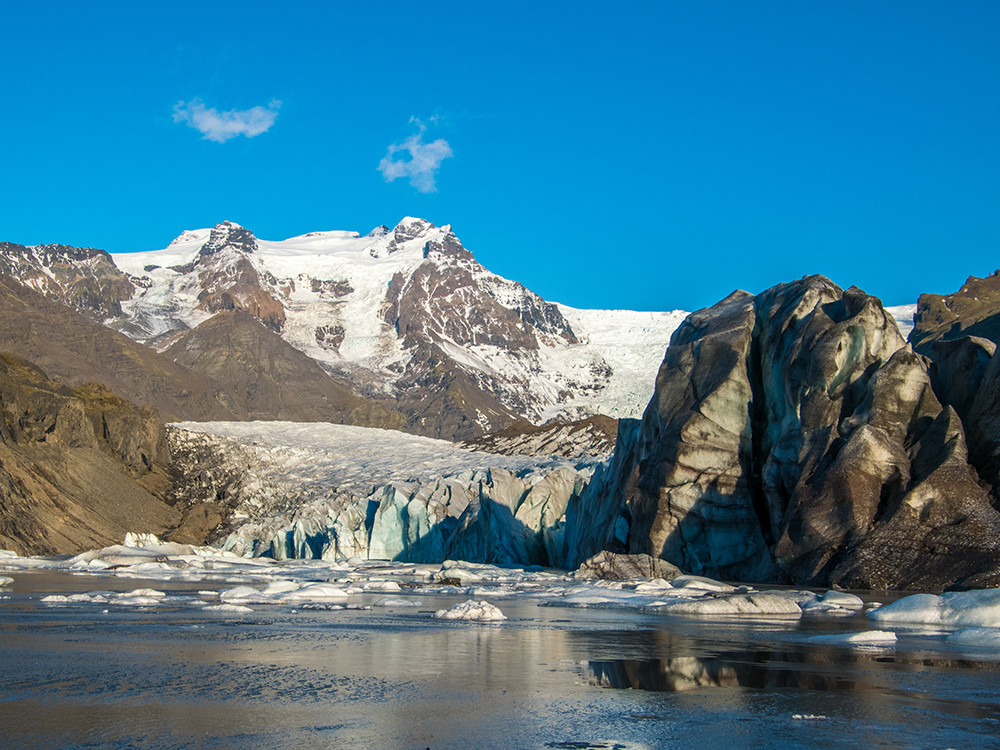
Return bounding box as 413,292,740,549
41,588,170,607
434,599,507,621
808,630,897,646
868,590,1000,628
651,592,802,617
202,603,254,614
0,576,12,587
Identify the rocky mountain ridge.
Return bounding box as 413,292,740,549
1,219,686,439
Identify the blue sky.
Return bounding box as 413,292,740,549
2,2,998,312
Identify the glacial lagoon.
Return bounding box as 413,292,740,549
3,553,1000,750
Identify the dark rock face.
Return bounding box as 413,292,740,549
570,276,1000,590
198,220,258,256
575,551,682,581
379,229,579,439
0,241,134,322
192,222,286,332
910,270,1000,353
964,347,1000,507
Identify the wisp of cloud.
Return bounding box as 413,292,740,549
378,119,453,192
173,98,281,143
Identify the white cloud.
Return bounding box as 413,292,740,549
378,118,453,192
173,98,281,143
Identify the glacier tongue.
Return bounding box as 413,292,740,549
169,421,598,567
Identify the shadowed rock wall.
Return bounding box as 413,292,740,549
565,276,1000,590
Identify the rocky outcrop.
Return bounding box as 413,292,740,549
569,276,1000,590
0,241,134,322
574,551,682,581
910,270,1000,354
0,355,214,554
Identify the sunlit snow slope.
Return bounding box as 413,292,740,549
112,218,685,427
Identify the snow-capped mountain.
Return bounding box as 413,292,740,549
106,218,686,436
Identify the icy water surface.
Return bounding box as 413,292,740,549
3,571,1000,749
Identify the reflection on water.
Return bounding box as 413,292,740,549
585,628,891,693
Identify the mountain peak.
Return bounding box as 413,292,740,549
199,221,258,257
392,217,434,244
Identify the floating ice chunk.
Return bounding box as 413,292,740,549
633,579,674,593
261,580,300,596
656,593,802,617
434,599,507,621
361,581,401,592
869,589,1000,628
669,576,736,593
800,590,866,615
42,589,169,607
219,586,262,602
947,628,1000,647
373,597,422,607
114,589,169,606
817,590,864,609
809,630,897,646
285,583,350,601
792,714,829,721
0,576,12,587
202,603,253,614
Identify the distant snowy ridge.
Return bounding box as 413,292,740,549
110,218,686,433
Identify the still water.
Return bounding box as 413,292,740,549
2,571,1000,749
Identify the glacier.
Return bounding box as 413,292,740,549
169,420,600,566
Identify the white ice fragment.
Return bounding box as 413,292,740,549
433,599,507,621
657,593,802,617
361,581,401,592
817,590,865,609
792,714,829,721
0,576,12,587
809,630,897,646
202,603,254,614
669,575,735,593
285,583,350,601
869,589,1000,628
262,580,300,596
219,586,261,602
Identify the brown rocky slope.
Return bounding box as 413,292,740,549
0,275,237,421
0,354,215,554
